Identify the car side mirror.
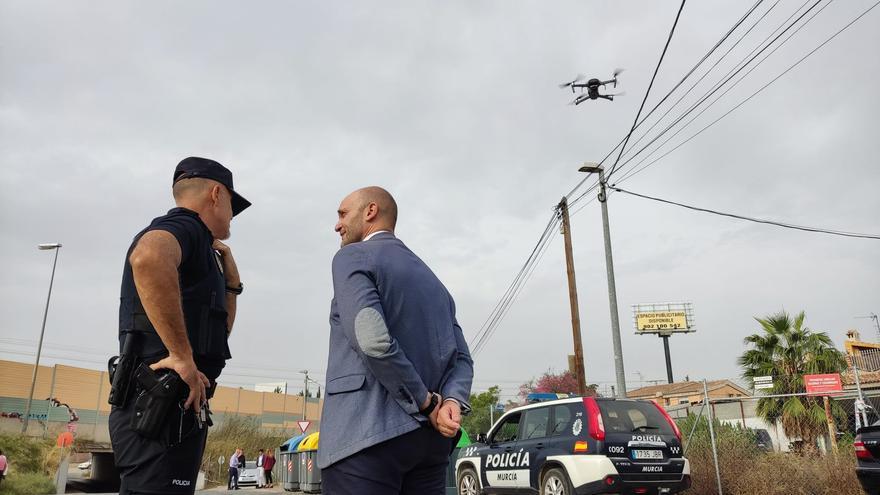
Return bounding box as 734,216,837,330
476,433,487,444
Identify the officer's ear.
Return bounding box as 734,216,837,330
209,184,224,207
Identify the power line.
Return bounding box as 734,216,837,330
607,0,687,179
469,211,561,356
615,0,834,183
608,0,827,180
567,0,769,200
616,0,877,184
616,0,786,166
610,186,880,240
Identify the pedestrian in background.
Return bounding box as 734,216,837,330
228,448,241,490
319,186,474,495
0,449,7,487
255,448,266,488
263,450,276,488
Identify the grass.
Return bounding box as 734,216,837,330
0,433,59,495
201,416,292,485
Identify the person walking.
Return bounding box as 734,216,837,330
319,186,474,494
109,157,250,495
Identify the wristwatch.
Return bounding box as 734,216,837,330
419,392,441,415
226,282,243,295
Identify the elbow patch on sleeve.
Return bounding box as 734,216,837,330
355,307,392,357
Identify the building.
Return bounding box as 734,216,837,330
842,329,880,391
628,380,751,406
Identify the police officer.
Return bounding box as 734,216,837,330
109,157,250,494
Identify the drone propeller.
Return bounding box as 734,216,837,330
607,91,626,97
558,74,586,90
612,68,625,87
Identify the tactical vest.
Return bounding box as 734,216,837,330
118,208,231,379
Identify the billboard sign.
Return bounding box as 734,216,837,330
632,302,695,335
804,374,843,395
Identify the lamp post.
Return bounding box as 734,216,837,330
22,242,62,434
578,163,627,398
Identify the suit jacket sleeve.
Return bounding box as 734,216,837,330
332,247,429,415
440,313,474,413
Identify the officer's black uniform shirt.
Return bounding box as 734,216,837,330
119,207,231,381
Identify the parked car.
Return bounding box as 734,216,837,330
237,461,261,487
855,423,880,494
456,396,691,494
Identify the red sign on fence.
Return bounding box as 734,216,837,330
804,373,843,395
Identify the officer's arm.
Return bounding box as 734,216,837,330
130,230,209,409
440,317,474,413
332,247,430,415
130,230,191,358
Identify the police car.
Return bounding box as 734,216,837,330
455,397,691,495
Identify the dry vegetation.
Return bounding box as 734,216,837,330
680,415,862,494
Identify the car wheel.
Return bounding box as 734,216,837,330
541,467,574,495
457,466,481,495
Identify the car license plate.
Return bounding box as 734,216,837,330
631,449,664,460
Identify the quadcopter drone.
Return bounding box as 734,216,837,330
559,69,625,105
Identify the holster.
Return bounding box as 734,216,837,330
130,363,186,439
107,334,139,407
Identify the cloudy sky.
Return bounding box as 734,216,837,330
2,0,878,403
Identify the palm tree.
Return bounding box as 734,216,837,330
738,310,846,452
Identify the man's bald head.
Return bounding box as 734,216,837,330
354,186,398,228
335,186,398,247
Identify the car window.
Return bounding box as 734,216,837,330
491,412,521,444
550,404,573,436
599,400,674,435
522,407,550,440
245,461,257,469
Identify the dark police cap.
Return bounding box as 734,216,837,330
173,157,251,216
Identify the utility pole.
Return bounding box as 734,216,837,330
579,164,627,397
557,197,589,397
299,370,309,420
856,313,880,341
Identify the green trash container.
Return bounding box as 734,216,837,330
446,429,472,495
298,432,321,493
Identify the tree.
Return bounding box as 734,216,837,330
461,386,501,437
738,310,846,453
518,370,598,402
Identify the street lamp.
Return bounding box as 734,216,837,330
578,163,628,398
22,242,62,434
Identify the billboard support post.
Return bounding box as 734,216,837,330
662,335,674,384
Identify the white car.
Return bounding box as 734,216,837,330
237,461,260,487
456,397,691,494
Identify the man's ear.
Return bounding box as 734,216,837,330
210,184,223,206
364,202,379,222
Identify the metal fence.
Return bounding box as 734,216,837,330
676,379,871,495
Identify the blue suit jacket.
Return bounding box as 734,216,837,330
317,232,474,468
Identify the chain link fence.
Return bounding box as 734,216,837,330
672,379,873,495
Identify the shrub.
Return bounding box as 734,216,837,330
0,433,58,494
0,471,56,495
